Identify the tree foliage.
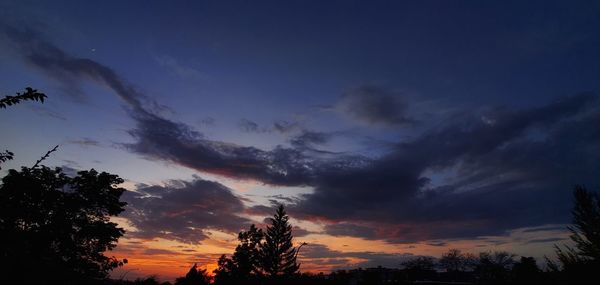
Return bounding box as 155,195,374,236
0,87,48,169
175,263,210,285
259,205,300,277
0,87,47,109
475,251,515,284
546,185,600,282
213,205,302,284
569,185,600,261
0,150,14,169
214,224,264,284
439,249,477,272
0,166,127,284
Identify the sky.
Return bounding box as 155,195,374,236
1,0,600,281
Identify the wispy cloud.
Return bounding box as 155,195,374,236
155,55,204,81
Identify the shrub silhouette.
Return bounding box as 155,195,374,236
0,166,127,284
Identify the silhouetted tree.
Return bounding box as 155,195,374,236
0,87,47,169
401,256,436,281
439,249,477,282
474,251,515,285
568,186,600,261
259,205,300,278
175,263,210,285
511,256,540,285
440,249,468,272
0,166,127,284
546,185,599,283
214,224,264,284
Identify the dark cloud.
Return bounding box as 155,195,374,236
68,137,101,147
294,93,600,241
125,112,321,186
1,23,364,187
426,242,447,247
335,85,413,127
6,22,600,244
27,105,67,121
0,23,151,113
525,237,566,244
142,248,179,255
238,118,268,133
292,226,313,237
273,120,301,134
324,223,377,240
123,178,250,243
290,130,331,148
300,244,417,269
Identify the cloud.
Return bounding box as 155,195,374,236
292,93,600,241
273,120,301,134
1,23,151,112
324,223,377,240
238,118,269,133
142,248,180,255
155,55,204,81
5,22,600,244
290,130,331,148
525,237,566,244
68,137,101,147
292,226,313,237
124,112,329,186
123,178,250,243
334,85,414,127
300,243,417,269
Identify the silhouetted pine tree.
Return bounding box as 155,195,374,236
259,205,299,277
546,186,600,283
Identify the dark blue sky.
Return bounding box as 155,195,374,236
1,0,600,278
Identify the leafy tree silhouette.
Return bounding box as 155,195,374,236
401,256,436,281
0,87,47,169
214,224,264,285
258,205,300,279
474,251,515,285
511,256,540,284
175,263,210,285
440,249,469,272
0,87,47,109
439,249,477,282
0,166,127,284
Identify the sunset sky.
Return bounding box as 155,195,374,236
2,0,600,281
